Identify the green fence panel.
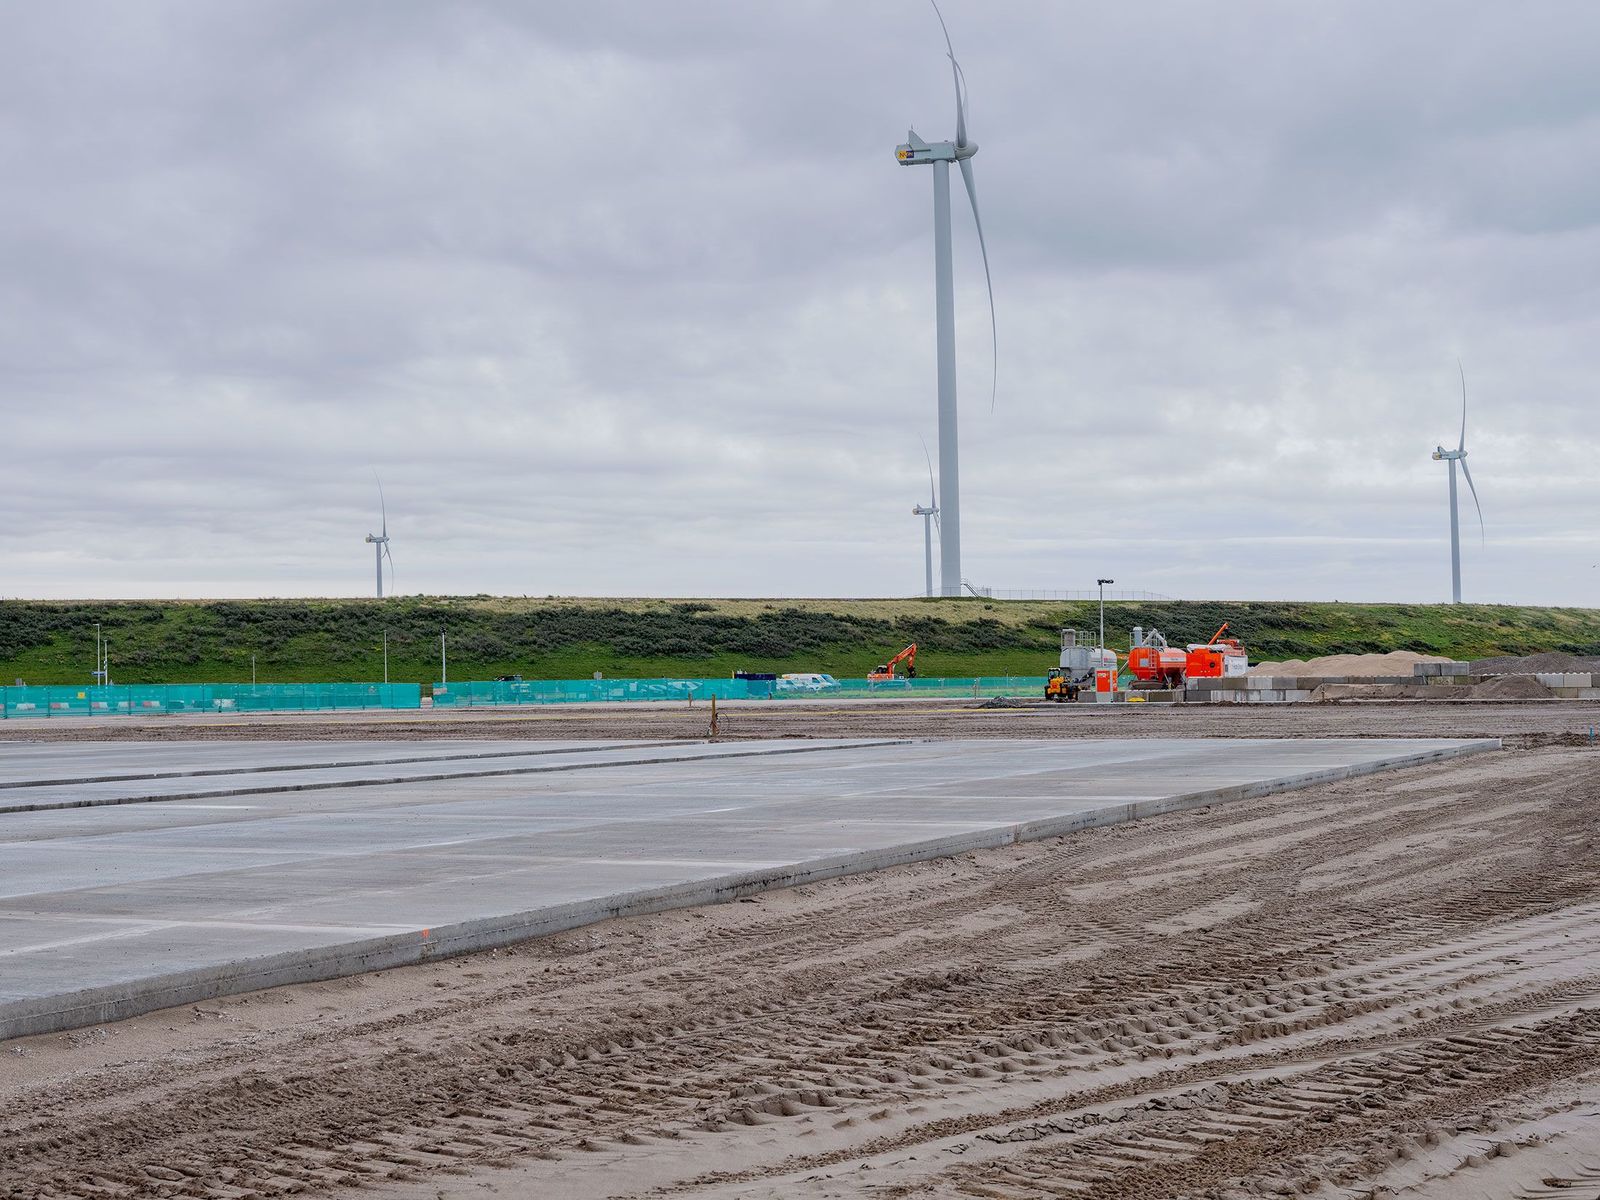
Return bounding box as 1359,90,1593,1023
430,676,1049,708
1,682,420,718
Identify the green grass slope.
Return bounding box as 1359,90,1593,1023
2,597,1598,687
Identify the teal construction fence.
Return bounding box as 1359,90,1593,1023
431,676,1050,707
0,682,421,718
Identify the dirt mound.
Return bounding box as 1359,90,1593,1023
1471,651,1600,675
1471,675,1555,699
1251,650,1454,679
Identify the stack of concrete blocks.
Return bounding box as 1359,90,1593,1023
1534,673,1600,698
1409,662,1600,698
1186,677,1320,703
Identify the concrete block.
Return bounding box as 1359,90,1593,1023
1537,673,1593,689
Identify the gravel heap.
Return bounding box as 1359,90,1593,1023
1470,651,1600,675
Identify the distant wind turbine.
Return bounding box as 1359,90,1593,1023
364,476,394,599
1431,362,1483,604
896,0,997,597
912,438,939,598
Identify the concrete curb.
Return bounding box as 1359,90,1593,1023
0,736,1499,1042
0,738,910,815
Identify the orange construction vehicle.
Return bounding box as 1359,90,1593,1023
1184,623,1249,679
868,643,918,682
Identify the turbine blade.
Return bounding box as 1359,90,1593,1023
919,434,937,507
1459,457,1485,543
959,157,998,411
1457,359,1467,453
930,0,966,147
375,471,388,537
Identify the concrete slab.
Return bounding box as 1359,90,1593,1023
0,738,659,787
0,736,1497,1040
0,738,898,814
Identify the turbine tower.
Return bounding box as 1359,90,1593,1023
912,439,939,597
364,476,394,599
896,1,996,597
1431,362,1483,604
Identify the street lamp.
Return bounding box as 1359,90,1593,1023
1096,578,1115,651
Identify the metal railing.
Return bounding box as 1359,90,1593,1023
978,589,1176,601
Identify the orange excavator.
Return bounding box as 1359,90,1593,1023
868,643,918,682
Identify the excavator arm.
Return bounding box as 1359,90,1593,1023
868,643,919,681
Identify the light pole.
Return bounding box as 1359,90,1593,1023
102,641,110,688
93,622,102,687
381,630,389,685
1096,578,1115,651
440,631,447,685
251,654,257,687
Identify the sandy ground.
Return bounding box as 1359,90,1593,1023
2,695,1599,748
3,727,1598,1199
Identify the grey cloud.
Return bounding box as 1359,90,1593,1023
1,1,1596,602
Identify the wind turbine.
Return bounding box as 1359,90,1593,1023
912,438,940,597
1431,362,1483,604
364,476,394,599
896,1,996,597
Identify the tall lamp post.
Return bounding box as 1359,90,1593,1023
1097,578,1115,651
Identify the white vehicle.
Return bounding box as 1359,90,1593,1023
777,673,840,692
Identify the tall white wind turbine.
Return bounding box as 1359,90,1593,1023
1431,362,1483,604
896,1,997,597
912,438,940,597
364,476,394,599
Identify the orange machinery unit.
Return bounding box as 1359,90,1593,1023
1126,627,1188,688
1184,623,1249,679
868,643,918,683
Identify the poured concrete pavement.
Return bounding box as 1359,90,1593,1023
0,736,1497,1040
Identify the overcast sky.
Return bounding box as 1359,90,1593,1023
2,1,1596,604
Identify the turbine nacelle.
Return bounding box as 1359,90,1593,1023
896,132,976,164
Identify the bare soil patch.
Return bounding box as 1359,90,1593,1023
3,744,1598,1198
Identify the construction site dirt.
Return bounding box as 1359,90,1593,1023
2,695,1597,748
2,707,1598,1199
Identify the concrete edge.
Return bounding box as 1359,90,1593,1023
0,739,686,790
0,737,1500,1043
0,738,911,815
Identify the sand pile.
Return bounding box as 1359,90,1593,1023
1470,674,1555,699
1250,650,1455,679
1471,651,1600,675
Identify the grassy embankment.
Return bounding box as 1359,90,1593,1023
2,597,1598,687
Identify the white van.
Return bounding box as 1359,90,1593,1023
777,673,840,692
